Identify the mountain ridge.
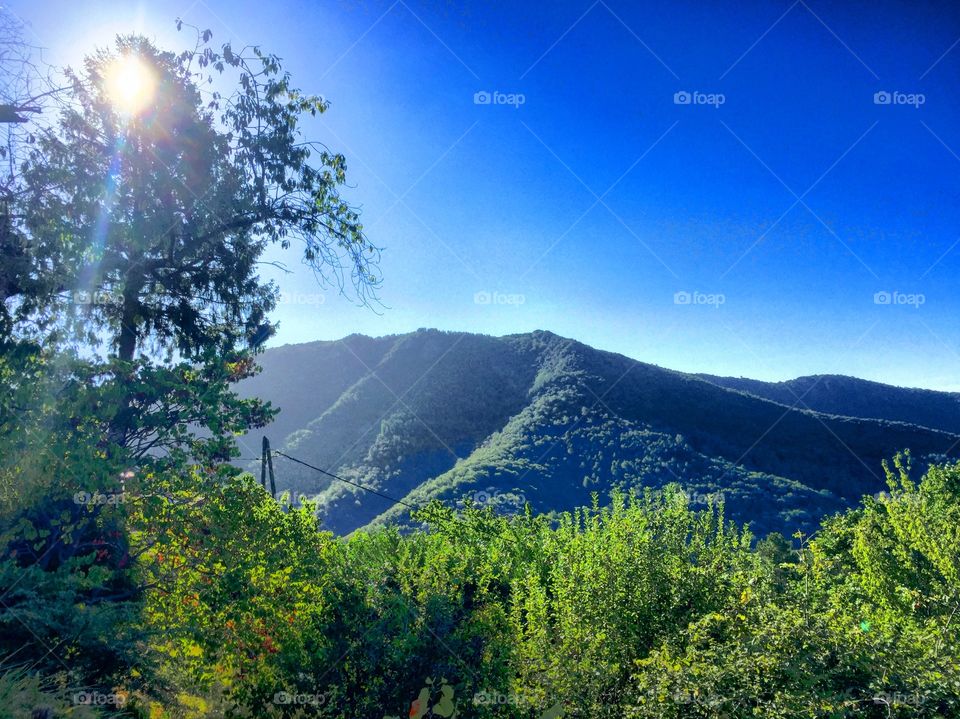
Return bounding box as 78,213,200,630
698,372,960,435
237,329,960,537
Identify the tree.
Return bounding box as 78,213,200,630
16,29,378,361
0,25,382,706
3,28,381,455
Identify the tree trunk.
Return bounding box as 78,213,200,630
108,272,143,450
116,278,141,362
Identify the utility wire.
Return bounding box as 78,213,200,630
270,449,527,547
273,450,422,512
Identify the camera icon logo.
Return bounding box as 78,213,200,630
472,489,491,505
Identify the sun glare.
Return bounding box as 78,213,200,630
104,55,155,116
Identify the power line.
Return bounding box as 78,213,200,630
273,450,423,513
270,448,527,547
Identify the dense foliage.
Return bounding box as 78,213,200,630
4,441,959,717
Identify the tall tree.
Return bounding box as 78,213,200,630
17,29,379,361
0,22,380,702
5,28,380,454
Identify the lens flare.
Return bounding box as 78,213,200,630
104,55,155,115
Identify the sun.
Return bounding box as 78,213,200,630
104,55,155,116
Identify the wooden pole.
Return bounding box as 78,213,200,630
260,436,268,491
265,438,277,499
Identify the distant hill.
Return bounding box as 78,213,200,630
698,374,960,435
236,330,960,537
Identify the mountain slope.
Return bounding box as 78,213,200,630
236,333,395,446
240,330,960,536
697,373,960,435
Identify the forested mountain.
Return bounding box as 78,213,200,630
239,329,960,536
237,334,396,444
698,373,960,434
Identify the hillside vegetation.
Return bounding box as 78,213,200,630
4,442,958,718
699,373,960,434
243,330,960,537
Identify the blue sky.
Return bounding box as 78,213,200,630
12,0,960,389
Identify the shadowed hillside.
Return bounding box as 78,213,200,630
698,373,960,435
241,330,960,536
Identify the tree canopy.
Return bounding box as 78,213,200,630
13,30,378,359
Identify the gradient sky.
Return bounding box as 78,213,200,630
11,0,960,389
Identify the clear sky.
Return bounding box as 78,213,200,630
11,0,960,390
